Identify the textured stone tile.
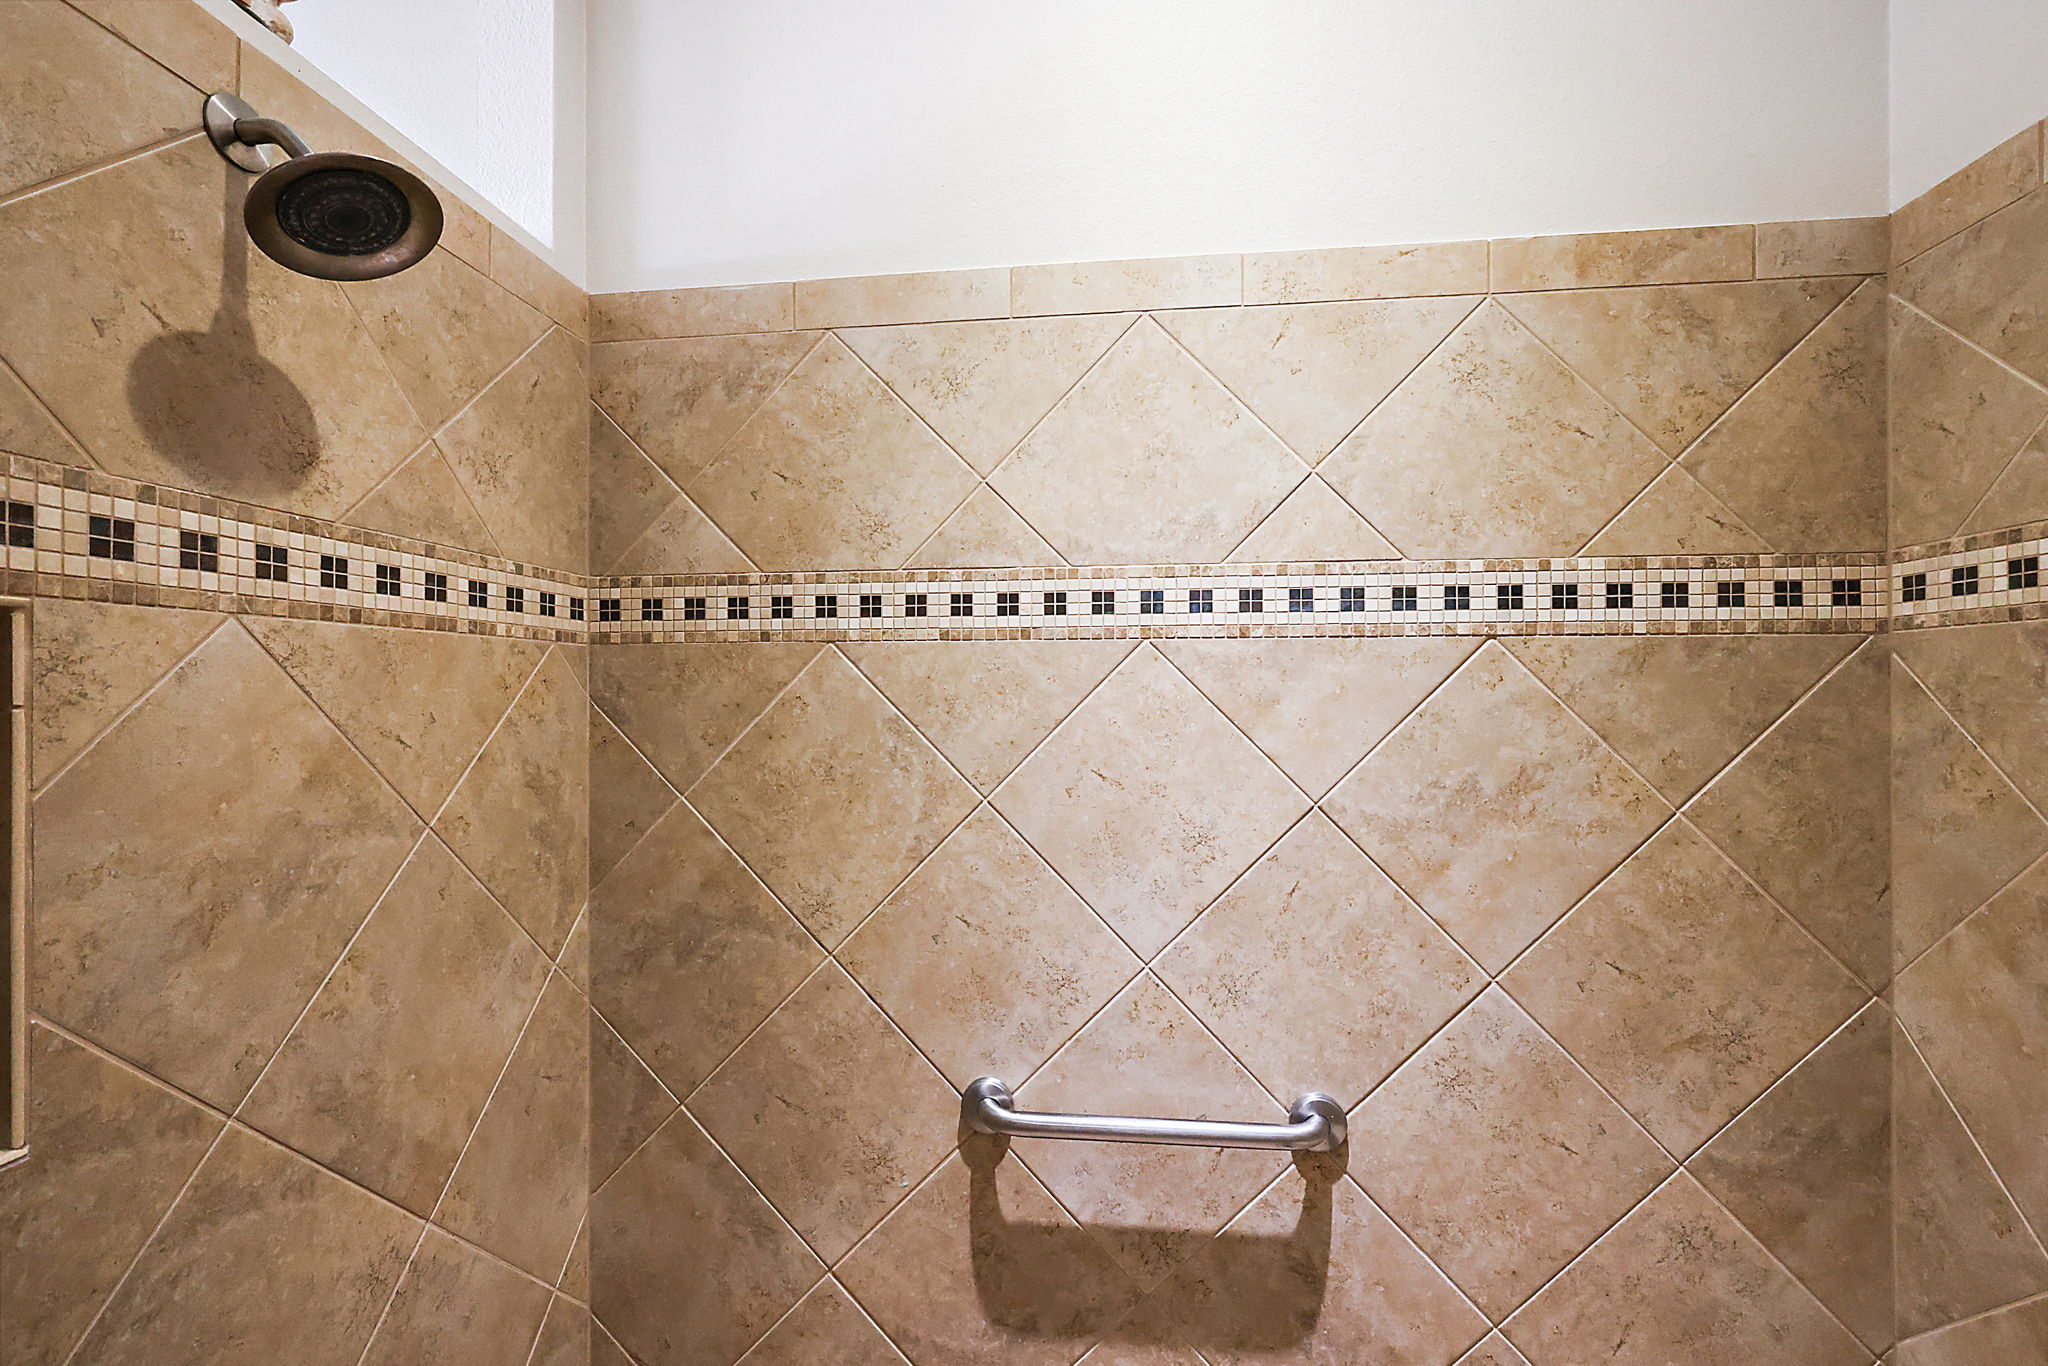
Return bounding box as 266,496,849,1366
1686,645,1890,985
1321,301,1663,558
993,646,1309,957
1157,297,1479,462
1691,1005,1893,1351
608,489,754,576
590,702,679,888
1964,423,2048,533
839,1151,1141,1366
1892,122,2045,266
73,1126,420,1366
0,1026,223,1366
1502,1174,1866,1366
1899,183,2048,390
840,314,1132,475
1013,976,1289,1285
844,638,1133,792
487,225,587,337
358,1227,554,1366
72,0,240,92
991,318,1307,565
1454,1335,1534,1366
348,248,553,432
591,641,818,793
1225,476,1401,561
797,267,1008,328
592,1113,822,1366
529,1298,593,1366
1491,225,1755,291
1324,643,1669,972
1074,1299,1208,1366
1893,1294,2048,1366
590,405,680,573
593,283,794,341
239,837,551,1213
840,808,1138,1088
1756,217,1888,278
30,598,223,787
436,650,590,954
1350,988,1669,1318
0,358,88,466
688,650,977,945
1157,814,1481,1106
590,802,820,1097
1505,279,1853,455
434,327,590,572
560,1218,588,1296
1893,621,2048,810
32,624,421,1107
591,332,819,485
590,1009,679,1192
557,905,589,991
1576,464,1770,554
1504,821,1867,1155
344,442,501,555
736,1280,908,1366
1243,240,1489,304
692,964,957,1261
1012,255,1239,314
904,486,1065,567
1161,637,1475,798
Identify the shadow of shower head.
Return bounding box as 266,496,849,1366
203,92,443,282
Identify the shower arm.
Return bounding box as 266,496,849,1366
203,92,312,171
228,116,313,161
961,1077,1346,1152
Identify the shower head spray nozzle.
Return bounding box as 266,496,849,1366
203,92,443,282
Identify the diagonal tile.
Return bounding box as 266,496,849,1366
690,963,959,1262
592,640,818,794
1963,422,2048,532
1891,662,2048,969
1892,1026,2048,1337
1891,123,2043,267
990,317,1308,565
1013,976,1289,1285
1155,814,1482,1107
839,808,1139,1089
1323,643,1669,972
687,334,980,570
433,326,590,572
1456,1336,1534,1366
591,331,820,486
1890,300,2048,546
1226,475,1401,561
904,485,1064,568
1156,296,1479,462
529,1297,590,1366
0,1026,223,1366
590,702,680,888
72,1126,421,1366
1502,279,1854,455
72,0,238,92
735,1280,908,1366
242,616,545,816
1577,464,1770,554
32,623,421,1107
1507,634,1854,805
590,802,821,1098
1161,637,1475,798
836,1151,1142,1366
1687,646,1890,985
561,1218,589,1297
1893,1292,2048,1366
1681,280,1886,551
1155,1166,1490,1366
0,357,87,465
1501,1173,1867,1366
1074,1293,1207,1366
1893,620,2048,810
590,1008,680,1192
1690,1004,1893,1351
1895,182,2048,386
592,1112,822,1366
238,837,552,1213
591,404,681,573
30,598,223,787
344,441,500,555
844,638,1135,793
839,313,1135,473
1320,300,1663,558
347,248,552,432
607,492,754,576
357,1227,554,1366
1350,987,1670,1319
993,646,1310,957
557,907,590,991
436,649,590,954
689,650,979,945
1503,821,1867,1156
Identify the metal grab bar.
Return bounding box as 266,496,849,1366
962,1077,1346,1152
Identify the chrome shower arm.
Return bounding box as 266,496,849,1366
961,1077,1346,1152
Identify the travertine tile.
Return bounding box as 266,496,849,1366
1502,1174,1866,1366
1893,1293,2048,1366
690,963,959,1262
434,327,590,572
591,331,819,486
1892,621,2048,810
1454,1335,1534,1366
1012,976,1289,1285
73,1126,420,1366
30,598,223,786
1012,254,1240,315
0,1027,223,1366
72,0,239,92
591,641,819,793
993,646,1310,957
687,334,980,570
844,638,1134,792
488,225,588,337
1491,225,1755,291
590,1009,679,1191
1577,464,1770,554
344,441,501,555
837,1151,1141,1366
32,624,421,1108
1074,1297,1207,1366
589,702,679,887
688,649,978,945
1321,301,1664,558
1504,821,1868,1156
357,1227,554,1366
1225,476,1401,561
1324,643,1669,972
991,318,1307,565
1350,988,1669,1318
591,405,680,574
1156,297,1479,462
0,358,89,466
1157,814,1481,1105
904,486,1065,568
592,1113,822,1366
1243,240,1490,304
840,314,1133,474
238,837,552,1213
350,248,554,432
1691,1005,1893,1351
529,1298,593,1366
560,1218,588,1296
1892,122,2045,265
557,905,589,991
797,267,1008,328
1963,423,2048,532
608,493,755,576
1895,181,2048,386
840,808,1140,1088
735,1280,908,1366
593,283,794,342
1756,217,1889,278
590,802,820,1097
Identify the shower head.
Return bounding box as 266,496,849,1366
203,92,443,282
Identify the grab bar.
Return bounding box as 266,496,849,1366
962,1077,1346,1152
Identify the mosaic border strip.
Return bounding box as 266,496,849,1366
1893,521,2048,629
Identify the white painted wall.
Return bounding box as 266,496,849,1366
1890,0,2048,205
584,0,1888,293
